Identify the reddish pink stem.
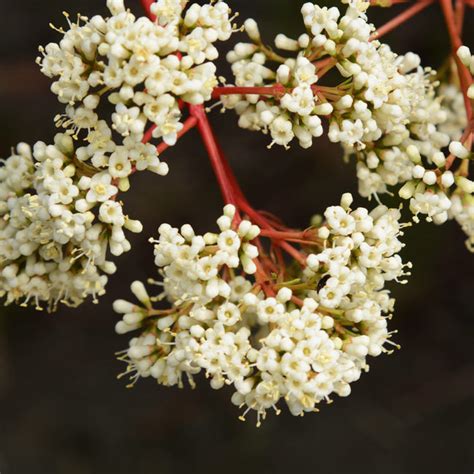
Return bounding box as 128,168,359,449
455,0,466,34
142,124,157,144
440,0,473,128
212,85,286,99
189,104,236,205
370,1,434,41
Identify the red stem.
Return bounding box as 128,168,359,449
440,0,473,129
455,0,466,34
189,104,236,205
212,85,286,99
142,124,157,144
370,1,434,41
370,0,413,5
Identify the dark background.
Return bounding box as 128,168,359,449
0,1,473,473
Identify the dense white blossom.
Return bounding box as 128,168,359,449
0,136,142,310
115,196,410,423
37,0,235,170
222,2,474,239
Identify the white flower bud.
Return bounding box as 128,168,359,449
244,19,261,42
276,64,291,84
115,321,137,335
246,225,261,240
432,211,448,225
431,151,446,168
84,94,100,109
398,181,416,199
131,281,150,305
441,171,454,188
449,141,469,159
123,312,143,325
468,84,474,100
340,192,353,210
210,377,225,390
321,316,334,329
298,34,310,48
318,226,330,240
457,45,471,65
157,315,176,330
107,0,125,15
124,218,143,233
314,103,333,115
190,325,205,338
276,287,292,303
243,292,259,307
260,110,275,125
456,176,474,193
243,243,259,259
412,165,425,179
275,34,299,51
241,254,257,274
306,254,319,270
113,299,136,314
217,215,232,231
406,145,421,163
335,95,353,109
422,170,437,186
223,204,236,219
204,232,218,245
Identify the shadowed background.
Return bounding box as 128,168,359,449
0,1,473,473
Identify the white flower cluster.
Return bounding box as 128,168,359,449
115,195,409,423
38,0,234,171
223,2,474,237
0,135,142,310
225,48,327,149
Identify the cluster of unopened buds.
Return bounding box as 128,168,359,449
0,0,472,424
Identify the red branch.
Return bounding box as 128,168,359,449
189,104,237,205
439,0,473,130
370,1,434,41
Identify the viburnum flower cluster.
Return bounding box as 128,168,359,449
0,135,143,309
0,0,473,424
38,0,234,171
115,195,409,422
221,0,474,240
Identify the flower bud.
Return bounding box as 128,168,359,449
406,145,421,163
340,192,353,210
422,170,437,186
457,45,471,66
449,141,469,159
441,171,454,188
398,181,416,199
113,299,136,314
131,280,150,306
277,287,292,303
275,34,299,51
431,151,446,168
244,19,261,42
456,176,474,193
